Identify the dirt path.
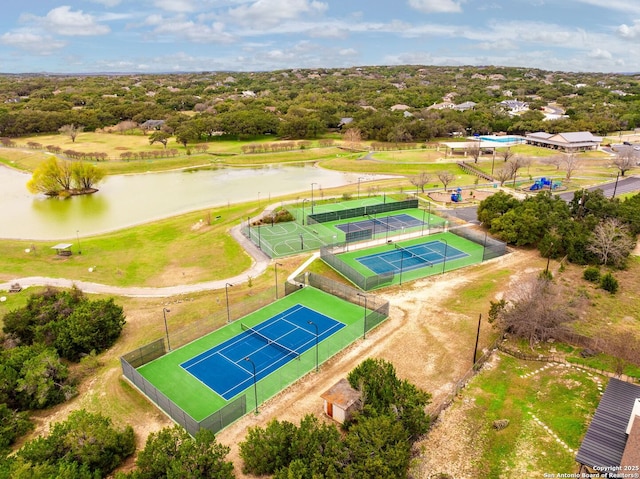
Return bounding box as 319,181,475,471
214,249,538,477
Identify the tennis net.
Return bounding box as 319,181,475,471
241,323,300,360
394,243,433,266
366,214,390,230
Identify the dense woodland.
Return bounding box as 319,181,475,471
2,65,640,142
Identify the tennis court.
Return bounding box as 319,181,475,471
356,240,468,275
181,305,344,400
335,213,424,235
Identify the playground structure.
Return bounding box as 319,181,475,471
450,187,463,202
529,177,561,191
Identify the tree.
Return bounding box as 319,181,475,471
409,171,431,193
149,131,170,149
343,414,411,478
15,347,73,409
240,419,296,475
477,191,520,225
343,127,362,149
493,165,514,187
0,403,33,452
58,124,84,143
18,409,135,476
71,161,105,190
612,148,638,177
27,157,73,195
129,426,234,479
499,147,515,163
491,276,572,348
587,218,635,267
561,153,581,181
437,170,455,191
466,141,481,163
347,358,431,440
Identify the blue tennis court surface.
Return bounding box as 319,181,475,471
181,305,345,400
335,213,423,234
356,240,469,275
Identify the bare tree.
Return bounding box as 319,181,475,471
58,124,84,143
561,153,581,181
492,277,571,349
499,147,515,163
544,155,563,171
410,171,431,193
114,120,137,135
519,156,533,176
587,218,636,267
494,166,513,186
604,329,640,376
612,148,638,177
466,141,481,163
437,170,455,191
343,128,362,149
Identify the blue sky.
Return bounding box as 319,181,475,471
2,0,640,74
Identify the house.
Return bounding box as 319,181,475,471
499,99,529,114
576,378,640,474
139,120,165,131
320,378,361,424
525,131,602,152
453,101,477,112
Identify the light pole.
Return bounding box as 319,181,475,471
302,199,309,225
76,230,82,255
225,283,233,323
162,307,171,351
299,233,304,251
308,320,319,372
357,177,364,199
275,262,283,299
357,293,368,339
311,182,317,214
244,357,258,414
612,172,620,199
473,313,482,364
442,239,448,274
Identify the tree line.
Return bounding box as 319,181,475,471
2,65,640,142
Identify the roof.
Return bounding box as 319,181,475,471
320,378,361,409
557,132,602,143
576,378,640,469
621,416,640,468
51,243,73,250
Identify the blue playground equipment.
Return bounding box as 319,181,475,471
529,177,561,191
450,187,463,202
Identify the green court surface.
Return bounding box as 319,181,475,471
247,202,447,258
334,231,485,287
138,286,368,420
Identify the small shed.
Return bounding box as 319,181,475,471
320,378,361,424
51,243,73,256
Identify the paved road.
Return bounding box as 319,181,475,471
557,175,640,201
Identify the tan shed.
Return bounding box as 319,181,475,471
320,378,362,424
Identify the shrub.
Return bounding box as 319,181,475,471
583,266,601,282
600,273,619,294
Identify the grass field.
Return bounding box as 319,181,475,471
136,286,371,420
418,353,603,477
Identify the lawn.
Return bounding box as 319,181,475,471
418,353,602,478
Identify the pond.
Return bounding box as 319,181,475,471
0,165,380,240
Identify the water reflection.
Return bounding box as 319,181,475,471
0,165,372,240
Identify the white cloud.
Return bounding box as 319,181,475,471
588,48,613,59
0,31,66,55
152,18,235,43
153,0,199,13
43,6,110,36
407,0,464,13
89,0,123,6
618,20,640,39
228,0,328,28
571,0,640,15
308,25,349,39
